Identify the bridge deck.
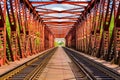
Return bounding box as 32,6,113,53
38,47,76,80
67,48,120,74
0,47,120,79
0,48,53,76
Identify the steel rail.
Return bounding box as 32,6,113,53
0,48,57,80
25,48,57,80
10,48,57,80
63,47,120,80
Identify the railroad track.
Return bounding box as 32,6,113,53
2,48,57,80
63,47,120,80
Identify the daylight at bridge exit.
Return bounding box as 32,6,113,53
0,0,120,80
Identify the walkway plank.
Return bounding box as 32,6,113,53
38,47,76,80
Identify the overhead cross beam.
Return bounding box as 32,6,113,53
31,1,90,5
40,15,80,18
42,18,78,20
38,11,82,14
44,22,75,24
29,0,91,38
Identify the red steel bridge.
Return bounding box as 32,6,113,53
0,0,120,65
0,0,120,79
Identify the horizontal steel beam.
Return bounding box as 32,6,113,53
42,17,78,19
44,22,75,24
31,1,90,4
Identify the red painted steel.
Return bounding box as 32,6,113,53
0,0,120,66
66,0,120,65
29,0,90,38
0,0,8,66
0,0,54,66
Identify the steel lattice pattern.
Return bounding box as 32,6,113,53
0,0,120,67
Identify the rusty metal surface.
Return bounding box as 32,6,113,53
0,0,54,66
29,0,91,38
66,0,120,66
0,0,120,67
